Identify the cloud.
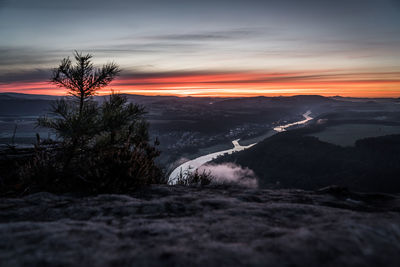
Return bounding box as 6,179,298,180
198,163,258,188
0,47,68,68
145,29,257,42
114,70,400,86
94,42,202,54
118,69,231,79
3,66,400,90
0,69,50,84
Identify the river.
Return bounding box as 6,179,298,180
168,111,313,183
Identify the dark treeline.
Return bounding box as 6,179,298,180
215,129,400,193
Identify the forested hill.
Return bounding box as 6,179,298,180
214,131,400,193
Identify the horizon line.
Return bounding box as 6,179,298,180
1,91,399,99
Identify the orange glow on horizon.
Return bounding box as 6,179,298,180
1,71,400,98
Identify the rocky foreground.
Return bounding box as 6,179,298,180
1,185,400,267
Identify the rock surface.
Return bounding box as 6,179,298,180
1,185,400,267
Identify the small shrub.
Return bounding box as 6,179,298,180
18,141,163,194
175,169,214,186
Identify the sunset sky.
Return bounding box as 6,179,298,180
1,0,400,97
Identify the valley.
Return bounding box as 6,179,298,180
1,93,400,188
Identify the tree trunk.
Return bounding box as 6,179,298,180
79,93,84,117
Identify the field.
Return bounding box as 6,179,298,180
308,123,400,146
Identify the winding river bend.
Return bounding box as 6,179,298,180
273,110,312,132
168,111,313,183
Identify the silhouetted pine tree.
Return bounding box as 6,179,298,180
17,52,163,194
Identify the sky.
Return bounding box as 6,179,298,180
0,0,400,97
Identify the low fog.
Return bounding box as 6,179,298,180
198,163,258,188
